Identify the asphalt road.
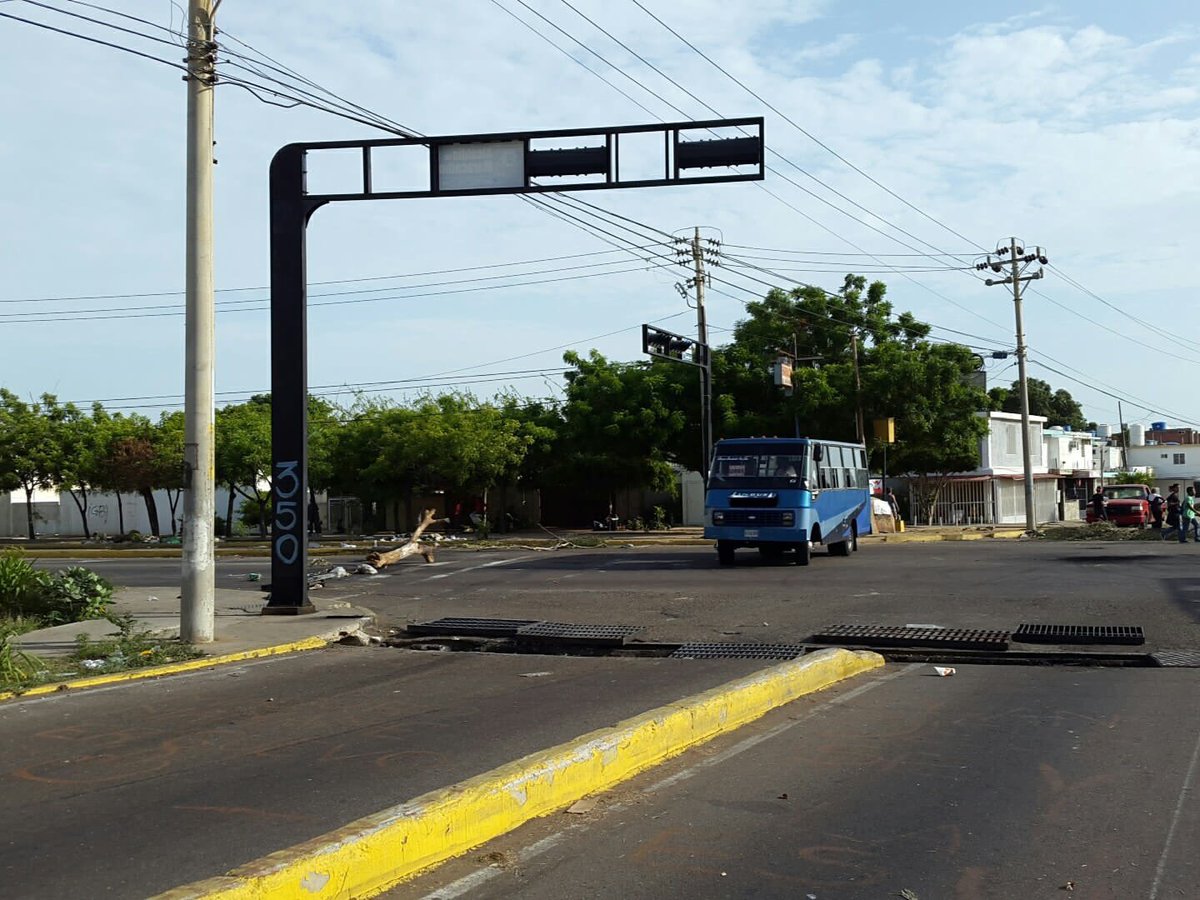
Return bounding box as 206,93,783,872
391,663,1200,900
63,538,1200,652
0,647,767,899
13,539,1199,898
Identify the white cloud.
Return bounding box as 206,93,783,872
2,1,1199,428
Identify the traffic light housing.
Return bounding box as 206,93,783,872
642,324,706,366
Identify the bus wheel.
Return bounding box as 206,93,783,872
829,538,850,557
794,540,811,566
717,541,736,566
850,523,859,551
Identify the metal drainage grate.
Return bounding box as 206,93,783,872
670,642,806,661
1013,624,1145,646
1151,649,1200,668
408,617,539,638
516,622,644,645
811,624,1010,651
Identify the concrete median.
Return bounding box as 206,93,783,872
153,647,884,900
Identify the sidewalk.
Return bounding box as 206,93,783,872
9,585,374,698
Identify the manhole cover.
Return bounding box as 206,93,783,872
670,643,806,660
811,624,1009,651
1152,649,1200,667
1013,624,1145,646
408,617,538,638
516,622,644,645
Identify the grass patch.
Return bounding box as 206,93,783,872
70,613,204,675
1,613,204,695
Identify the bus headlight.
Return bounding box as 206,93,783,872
712,510,725,525
781,511,795,526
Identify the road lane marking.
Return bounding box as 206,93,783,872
418,661,916,899
422,555,535,581
1149,711,1200,899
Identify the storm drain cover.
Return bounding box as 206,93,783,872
516,622,644,645
670,643,806,661
811,624,1010,651
1013,624,1145,646
408,617,538,638
1151,649,1200,667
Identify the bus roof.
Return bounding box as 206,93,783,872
714,437,865,453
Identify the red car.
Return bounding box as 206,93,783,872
1087,484,1151,526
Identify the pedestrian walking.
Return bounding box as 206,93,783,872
1188,487,1200,541
1165,484,1184,541
1090,486,1108,522
1149,487,1165,530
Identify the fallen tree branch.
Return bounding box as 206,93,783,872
365,509,439,568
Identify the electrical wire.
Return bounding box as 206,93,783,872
0,9,187,71
0,245,668,305
626,0,989,254
0,262,680,324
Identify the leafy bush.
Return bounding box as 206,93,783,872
0,550,51,619
127,530,144,543
0,623,47,690
40,567,114,625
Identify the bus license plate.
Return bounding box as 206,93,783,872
744,529,759,538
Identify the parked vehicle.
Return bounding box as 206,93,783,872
1088,484,1151,526
704,437,872,566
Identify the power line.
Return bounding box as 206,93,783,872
0,9,187,71
626,0,988,253
0,262,681,324
0,245,667,305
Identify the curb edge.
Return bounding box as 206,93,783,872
150,647,884,900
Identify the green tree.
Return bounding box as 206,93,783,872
0,389,56,540
989,378,1093,432
215,396,272,538
864,342,989,523
152,411,186,535
92,412,160,537
552,350,686,502
42,398,106,539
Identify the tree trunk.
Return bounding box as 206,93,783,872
69,487,91,539
168,488,182,535
366,508,440,568
256,489,271,539
225,485,236,539
23,482,36,540
140,487,160,537
116,491,126,536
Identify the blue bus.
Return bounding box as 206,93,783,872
704,437,872,566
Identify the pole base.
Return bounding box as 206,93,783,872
261,603,318,616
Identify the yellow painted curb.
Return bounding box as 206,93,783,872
152,647,884,900
0,636,330,704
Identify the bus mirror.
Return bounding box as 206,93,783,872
812,443,823,462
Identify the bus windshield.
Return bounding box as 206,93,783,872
709,452,808,489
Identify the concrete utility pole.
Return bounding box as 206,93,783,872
850,330,864,443
689,228,714,480
181,0,217,642
977,239,1048,534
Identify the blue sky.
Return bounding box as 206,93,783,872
2,0,1199,434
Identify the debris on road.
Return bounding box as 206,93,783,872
566,798,598,814
933,666,956,677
